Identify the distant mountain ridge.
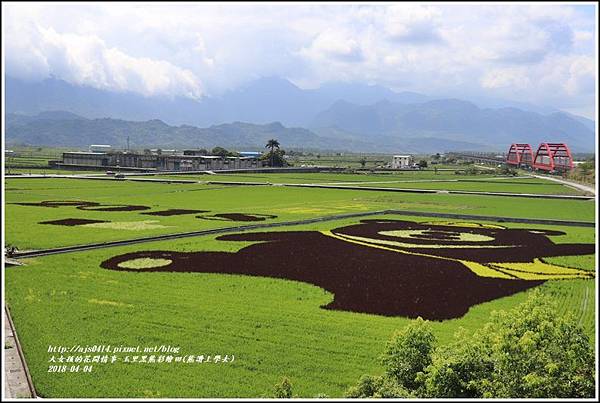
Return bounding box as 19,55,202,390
5,111,489,153
311,99,595,152
5,76,442,128
5,76,596,152
4,111,365,151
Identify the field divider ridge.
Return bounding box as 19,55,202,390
8,210,392,259
7,210,595,259
283,183,595,200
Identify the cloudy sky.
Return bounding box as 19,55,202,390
2,2,597,117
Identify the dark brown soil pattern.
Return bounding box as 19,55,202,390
101,220,595,320
40,218,110,226
13,200,150,211
142,209,210,216
198,213,278,222
14,200,98,208
77,204,150,212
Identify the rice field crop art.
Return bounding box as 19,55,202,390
197,213,278,222
40,218,111,226
13,200,151,211
101,219,594,321
6,176,595,251
141,209,209,216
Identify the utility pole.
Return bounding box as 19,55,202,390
127,136,130,152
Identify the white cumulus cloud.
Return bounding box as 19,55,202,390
1,2,596,117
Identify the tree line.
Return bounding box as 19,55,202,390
271,290,595,398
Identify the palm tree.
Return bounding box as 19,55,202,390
265,139,280,167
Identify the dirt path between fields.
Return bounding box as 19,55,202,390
530,174,596,196
4,306,36,398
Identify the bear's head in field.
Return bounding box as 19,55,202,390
100,219,594,320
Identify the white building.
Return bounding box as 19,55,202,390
89,144,112,153
391,155,414,169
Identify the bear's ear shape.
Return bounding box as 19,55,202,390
217,232,297,242
360,219,416,225
528,229,566,236
422,221,506,230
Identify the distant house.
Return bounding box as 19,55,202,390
391,155,414,169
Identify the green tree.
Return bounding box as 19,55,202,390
578,161,593,176
418,160,428,168
359,157,367,168
422,327,494,398
495,166,517,176
380,317,436,391
273,377,293,398
261,149,287,167
265,139,280,167
423,290,595,398
211,146,229,158
475,290,595,398
465,166,480,175
346,375,412,398
347,290,595,399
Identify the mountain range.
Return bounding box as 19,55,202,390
5,76,596,152
5,76,438,127
311,99,595,152
5,111,486,153
4,111,345,151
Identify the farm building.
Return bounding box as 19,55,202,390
391,155,414,169
62,152,111,167
55,149,266,171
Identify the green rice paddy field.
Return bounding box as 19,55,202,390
134,170,499,183
7,168,106,175
5,175,594,250
132,171,584,194
3,172,597,398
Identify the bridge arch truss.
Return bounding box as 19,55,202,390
506,143,534,167
533,142,574,172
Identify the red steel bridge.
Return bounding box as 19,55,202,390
453,142,574,172
506,142,574,171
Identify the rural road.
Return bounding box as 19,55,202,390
530,174,596,196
